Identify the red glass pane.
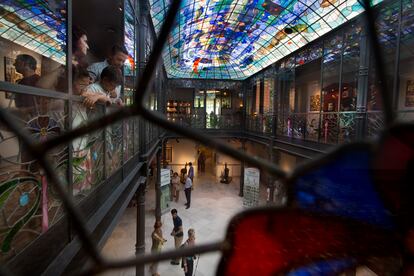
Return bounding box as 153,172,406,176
218,210,399,276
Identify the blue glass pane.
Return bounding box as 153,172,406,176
287,259,356,276
294,148,394,229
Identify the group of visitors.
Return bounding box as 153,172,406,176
150,209,197,276
12,25,129,194
14,26,127,109
171,162,194,209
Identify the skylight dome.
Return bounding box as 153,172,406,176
150,0,382,80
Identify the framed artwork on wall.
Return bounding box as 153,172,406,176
309,94,321,112
3,57,20,99
405,80,414,107
4,57,19,83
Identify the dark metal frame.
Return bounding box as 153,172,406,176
0,0,402,274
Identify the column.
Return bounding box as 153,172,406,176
241,82,247,132
155,148,162,221
239,139,246,197
135,182,146,276
356,28,370,140
267,138,275,204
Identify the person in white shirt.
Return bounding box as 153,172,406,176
82,65,123,108
184,174,193,209
87,45,128,97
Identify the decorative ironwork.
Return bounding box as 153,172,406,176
338,112,357,143
168,79,242,90
367,111,385,138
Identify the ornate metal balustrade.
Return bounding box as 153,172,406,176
167,113,242,129
246,114,274,134
275,112,358,144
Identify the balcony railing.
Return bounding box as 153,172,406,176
246,114,274,135
161,109,413,145
166,113,242,130
272,110,414,144
0,88,160,262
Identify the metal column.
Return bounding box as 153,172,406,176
267,138,275,204
356,28,370,140
155,148,162,221
135,182,146,276
239,139,246,197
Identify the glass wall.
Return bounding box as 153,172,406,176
397,0,414,122
246,0,414,144
367,0,400,137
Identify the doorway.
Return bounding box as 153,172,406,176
206,90,221,128
196,146,215,176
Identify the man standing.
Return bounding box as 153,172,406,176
13,54,41,111
13,54,41,172
184,174,193,209
170,209,183,265
188,162,194,183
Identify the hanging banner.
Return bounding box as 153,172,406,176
243,167,260,208
160,169,171,214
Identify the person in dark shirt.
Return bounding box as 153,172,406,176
13,54,41,172
13,54,40,110
170,208,184,265
188,162,194,183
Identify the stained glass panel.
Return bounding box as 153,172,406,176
72,103,105,199
150,0,383,79
0,93,66,261
124,0,135,76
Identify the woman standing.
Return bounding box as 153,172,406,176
182,228,196,276
172,172,180,202
149,221,167,276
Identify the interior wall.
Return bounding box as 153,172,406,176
166,138,244,178
215,139,241,177
279,151,297,172
244,141,269,184
167,139,198,175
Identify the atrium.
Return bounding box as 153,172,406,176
0,0,413,275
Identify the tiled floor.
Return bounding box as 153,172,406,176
100,174,251,276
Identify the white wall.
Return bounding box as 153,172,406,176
166,138,243,178
215,139,241,177
167,139,198,175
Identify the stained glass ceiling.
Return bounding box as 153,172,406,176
150,0,383,80
0,0,66,64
